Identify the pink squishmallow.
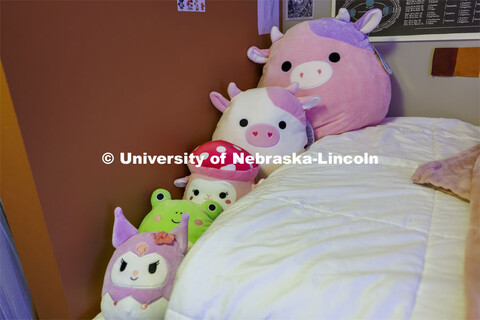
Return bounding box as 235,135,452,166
174,140,260,209
210,82,321,177
99,208,188,320
247,8,392,140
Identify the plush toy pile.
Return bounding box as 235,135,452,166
98,8,391,319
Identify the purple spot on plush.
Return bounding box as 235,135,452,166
266,87,307,125
433,163,442,170
308,18,372,51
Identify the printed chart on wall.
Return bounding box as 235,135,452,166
333,0,480,41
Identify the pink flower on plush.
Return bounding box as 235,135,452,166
152,232,175,245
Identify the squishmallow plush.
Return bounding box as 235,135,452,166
174,140,260,209
247,8,392,139
210,82,321,177
99,207,188,320
138,189,222,246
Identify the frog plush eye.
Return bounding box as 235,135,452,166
151,189,172,207
202,200,223,220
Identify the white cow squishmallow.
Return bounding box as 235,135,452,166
98,208,188,320
210,82,320,177
247,8,392,140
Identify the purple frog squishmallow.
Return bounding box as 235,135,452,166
210,82,321,177
247,8,392,140
99,208,188,320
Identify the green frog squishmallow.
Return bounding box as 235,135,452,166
138,189,223,246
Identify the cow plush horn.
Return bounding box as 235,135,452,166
270,26,284,43
227,82,242,99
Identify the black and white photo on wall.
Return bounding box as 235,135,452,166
287,0,314,20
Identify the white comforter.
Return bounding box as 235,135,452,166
166,117,480,320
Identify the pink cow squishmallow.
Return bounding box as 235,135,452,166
99,208,188,320
174,140,260,209
210,82,321,177
247,8,392,140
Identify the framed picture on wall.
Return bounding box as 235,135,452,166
332,0,480,42
286,0,314,20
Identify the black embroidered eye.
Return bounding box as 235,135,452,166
281,61,292,72
239,119,248,127
329,52,340,63
148,261,159,274
193,189,199,196
279,121,287,129
120,259,127,272
219,192,228,199
156,192,165,201
208,204,217,212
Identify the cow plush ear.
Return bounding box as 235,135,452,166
354,8,382,34
336,8,350,22
247,46,270,64
299,96,322,110
210,92,230,113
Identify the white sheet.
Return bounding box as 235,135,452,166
166,117,480,320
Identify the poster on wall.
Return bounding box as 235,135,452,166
287,0,314,20
177,0,205,12
332,0,480,41
258,0,280,34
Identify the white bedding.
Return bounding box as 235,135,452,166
166,117,480,320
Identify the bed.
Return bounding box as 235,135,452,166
165,117,479,320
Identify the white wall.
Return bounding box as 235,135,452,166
282,0,480,125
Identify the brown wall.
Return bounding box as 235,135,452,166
1,1,270,318
1,63,70,319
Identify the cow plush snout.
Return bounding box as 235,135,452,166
290,61,333,89
245,123,280,147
